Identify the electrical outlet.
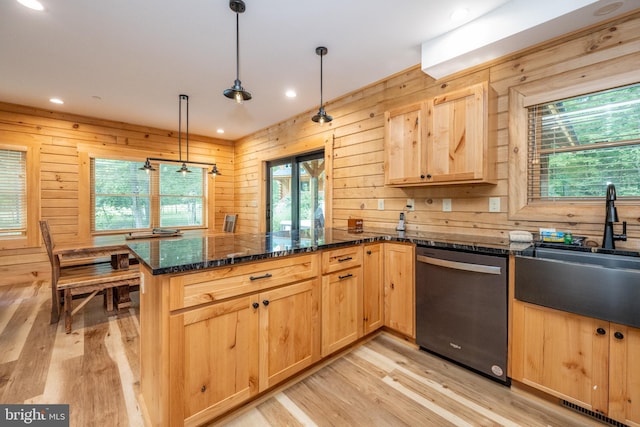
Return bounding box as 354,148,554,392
489,197,501,212
406,198,415,211
442,199,452,212
377,199,384,210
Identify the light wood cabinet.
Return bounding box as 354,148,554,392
384,242,415,338
384,102,426,185
609,324,640,426
384,81,496,186
363,243,384,334
512,301,640,425
321,246,363,356
141,253,320,427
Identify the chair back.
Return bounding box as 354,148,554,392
39,220,56,265
223,214,237,232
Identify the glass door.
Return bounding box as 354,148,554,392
267,151,325,244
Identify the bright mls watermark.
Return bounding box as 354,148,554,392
1,405,69,426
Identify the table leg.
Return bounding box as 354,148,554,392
110,253,133,309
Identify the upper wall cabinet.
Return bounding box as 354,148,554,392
384,82,497,186
384,102,426,185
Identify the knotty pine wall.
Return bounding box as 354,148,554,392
234,10,640,250
0,104,234,286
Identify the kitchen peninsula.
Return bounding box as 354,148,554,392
128,228,518,426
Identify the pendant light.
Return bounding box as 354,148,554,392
311,46,332,124
140,94,221,177
223,0,251,104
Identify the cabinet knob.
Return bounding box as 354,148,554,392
263,300,270,306
420,174,425,179
366,250,372,255
596,327,606,335
391,283,395,290
614,331,624,340
426,174,432,179
201,385,206,393
252,302,259,309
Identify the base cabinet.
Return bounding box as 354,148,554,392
321,246,363,356
363,243,384,334
384,243,415,338
512,301,640,426
170,279,320,426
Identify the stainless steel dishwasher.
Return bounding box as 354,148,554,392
415,246,509,384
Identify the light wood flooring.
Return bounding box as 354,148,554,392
0,281,608,427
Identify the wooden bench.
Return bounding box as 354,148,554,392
40,220,140,333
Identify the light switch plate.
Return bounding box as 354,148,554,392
442,199,452,212
489,197,501,212
377,199,384,210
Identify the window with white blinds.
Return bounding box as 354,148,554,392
527,82,640,201
91,157,206,232
0,149,27,236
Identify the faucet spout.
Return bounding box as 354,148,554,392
602,183,626,249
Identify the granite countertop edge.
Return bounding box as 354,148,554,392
128,228,532,275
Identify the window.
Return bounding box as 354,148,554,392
266,151,325,238
0,139,40,249
508,62,640,223
0,149,27,237
528,83,640,201
91,158,206,232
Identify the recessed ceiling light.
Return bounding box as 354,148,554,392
49,98,64,105
285,90,297,98
594,1,623,16
216,129,224,134
17,0,44,11
450,8,469,21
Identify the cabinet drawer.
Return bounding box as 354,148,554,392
322,245,362,274
170,253,319,310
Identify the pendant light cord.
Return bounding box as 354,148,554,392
319,52,324,108
178,94,189,162
235,12,240,82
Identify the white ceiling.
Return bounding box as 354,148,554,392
0,0,636,140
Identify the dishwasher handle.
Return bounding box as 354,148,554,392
417,254,502,275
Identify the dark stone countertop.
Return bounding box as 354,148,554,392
127,227,529,275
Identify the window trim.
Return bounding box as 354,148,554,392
0,135,41,249
508,59,640,223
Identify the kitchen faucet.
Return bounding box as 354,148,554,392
602,183,627,249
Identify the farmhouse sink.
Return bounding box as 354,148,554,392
515,244,640,328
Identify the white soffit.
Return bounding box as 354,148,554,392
421,0,634,80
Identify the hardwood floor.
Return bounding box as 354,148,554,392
0,282,607,427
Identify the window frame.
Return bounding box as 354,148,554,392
79,147,212,237
508,60,640,223
0,135,41,249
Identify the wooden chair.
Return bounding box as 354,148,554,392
223,214,237,232
39,220,140,333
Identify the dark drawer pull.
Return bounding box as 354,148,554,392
250,273,273,281
338,256,353,262
339,273,353,280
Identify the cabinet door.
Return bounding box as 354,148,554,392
426,82,494,184
384,102,427,185
321,266,363,356
514,303,609,413
363,243,384,334
609,323,640,426
259,279,320,390
384,243,415,338
171,296,259,425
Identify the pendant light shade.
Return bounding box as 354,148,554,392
224,0,251,104
311,46,332,124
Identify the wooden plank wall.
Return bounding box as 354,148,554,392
0,104,234,286
234,11,640,251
